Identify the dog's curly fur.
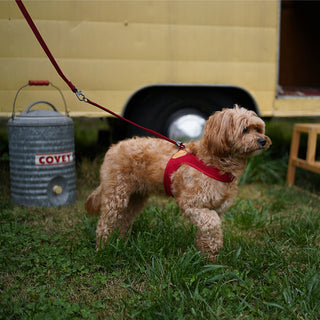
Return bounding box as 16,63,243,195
85,105,271,261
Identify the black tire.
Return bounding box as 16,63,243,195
123,85,257,140
164,107,208,142
125,95,215,141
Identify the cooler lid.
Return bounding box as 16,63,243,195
9,101,72,126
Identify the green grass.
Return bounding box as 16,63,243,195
1,118,320,319
1,158,320,319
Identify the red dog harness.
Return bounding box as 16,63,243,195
164,150,234,197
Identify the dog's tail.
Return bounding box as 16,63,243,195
85,185,102,216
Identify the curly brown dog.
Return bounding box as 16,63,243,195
85,105,271,261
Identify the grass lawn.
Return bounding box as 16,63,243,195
1,118,320,319
0,154,320,320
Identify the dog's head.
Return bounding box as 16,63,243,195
202,105,271,158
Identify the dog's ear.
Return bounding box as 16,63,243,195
202,110,233,157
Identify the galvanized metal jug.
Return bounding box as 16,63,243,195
8,81,76,207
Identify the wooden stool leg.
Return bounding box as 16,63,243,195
306,129,317,163
286,128,300,186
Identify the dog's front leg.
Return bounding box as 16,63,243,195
183,208,223,262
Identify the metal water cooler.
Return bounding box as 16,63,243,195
8,81,76,207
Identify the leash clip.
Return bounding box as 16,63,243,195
75,90,88,102
175,141,185,150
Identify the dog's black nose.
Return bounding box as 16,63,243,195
258,137,267,147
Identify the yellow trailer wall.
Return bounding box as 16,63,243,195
1,0,279,117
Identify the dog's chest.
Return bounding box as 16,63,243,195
205,180,237,212
173,166,237,212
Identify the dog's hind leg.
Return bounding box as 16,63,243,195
85,185,102,216
182,208,223,262
116,193,148,238
96,187,148,249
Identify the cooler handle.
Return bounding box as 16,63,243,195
12,80,68,119
25,100,58,113
28,80,50,86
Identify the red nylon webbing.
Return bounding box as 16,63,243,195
86,99,180,146
15,0,183,148
16,0,76,93
164,151,235,197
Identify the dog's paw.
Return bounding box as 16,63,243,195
196,236,222,262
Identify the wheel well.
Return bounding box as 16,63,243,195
123,84,259,119
121,84,259,138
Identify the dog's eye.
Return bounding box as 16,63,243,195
242,127,249,134
255,126,263,134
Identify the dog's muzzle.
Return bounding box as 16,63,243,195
258,137,267,148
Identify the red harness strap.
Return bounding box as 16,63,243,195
164,150,234,197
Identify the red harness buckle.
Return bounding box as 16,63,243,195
164,150,234,197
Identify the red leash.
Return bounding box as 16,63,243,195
15,0,184,149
